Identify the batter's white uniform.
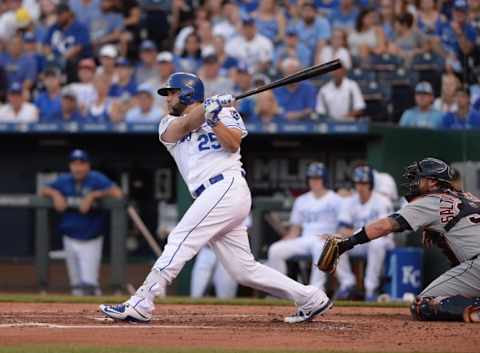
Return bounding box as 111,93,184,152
268,191,353,291
128,106,325,314
338,191,395,297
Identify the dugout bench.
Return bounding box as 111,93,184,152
0,195,128,291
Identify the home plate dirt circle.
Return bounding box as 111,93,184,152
0,303,478,352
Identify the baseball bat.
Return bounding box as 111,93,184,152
235,59,342,101
127,205,163,257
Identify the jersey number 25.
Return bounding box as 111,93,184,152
198,133,221,151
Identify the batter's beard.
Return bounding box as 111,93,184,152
169,102,187,116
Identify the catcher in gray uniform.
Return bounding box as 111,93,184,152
318,157,480,322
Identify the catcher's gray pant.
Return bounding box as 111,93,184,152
420,257,480,298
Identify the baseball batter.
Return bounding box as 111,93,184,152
100,72,332,323
267,162,354,293
319,158,480,322
337,165,395,301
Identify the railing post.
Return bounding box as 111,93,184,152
106,198,127,292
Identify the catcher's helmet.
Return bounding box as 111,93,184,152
403,157,454,196
157,72,204,105
352,165,374,188
306,162,328,180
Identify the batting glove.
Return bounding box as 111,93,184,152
204,98,222,127
211,94,234,107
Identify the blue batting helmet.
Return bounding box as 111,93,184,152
352,165,374,188
157,72,204,105
306,162,328,180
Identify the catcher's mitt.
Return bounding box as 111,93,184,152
317,235,342,273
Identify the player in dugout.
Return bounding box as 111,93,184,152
40,149,122,296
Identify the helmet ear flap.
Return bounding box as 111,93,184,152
179,88,194,105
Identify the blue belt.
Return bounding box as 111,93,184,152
192,171,246,198
193,174,225,198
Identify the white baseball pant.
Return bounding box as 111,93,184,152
267,236,354,291
63,235,103,295
129,173,322,313
337,236,395,296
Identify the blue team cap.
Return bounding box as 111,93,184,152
8,82,22,94
415,81,433,95
453,0,468,11
241,13,255,25
140,40,157,51
137,83,153,95
286,27,298,36
116,57,131,67
23,31,36,43
69,149,90,162
236,61,253,74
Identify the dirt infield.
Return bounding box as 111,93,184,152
0,302,478,352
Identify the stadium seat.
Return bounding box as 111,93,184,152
411,52,445,97
371,53,403,82
388,67,417,123
347,67,376,86
360,81,389,122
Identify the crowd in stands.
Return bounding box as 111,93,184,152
0,0,480,129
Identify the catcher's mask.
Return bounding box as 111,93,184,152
403,157,454,198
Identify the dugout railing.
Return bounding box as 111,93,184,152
0,195,127,291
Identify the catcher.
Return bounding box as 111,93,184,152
318,157,480,322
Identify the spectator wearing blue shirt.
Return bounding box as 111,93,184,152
252,0,286,43
109,58,137,101
274,28,312,69
399,82,444,128
232,62,255,121
251,90,286,125
295,1,331,63
125,83,164,123
56,87,86,123
0,33,37,93
437,0,476,60
69,0,102,31
23,32,47,76
34,67,63,122
177,33,203,74
40,149,122,295
43,3,91,81
89,0,124,50
329,0,359,32
136,40,159,84
274,58,317,121
441,87,480,129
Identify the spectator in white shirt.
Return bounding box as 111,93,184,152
316,58,365,121
146,51,175,116
225,14,273,74
213,1,240,40
125,83,163,123
96,44,118,83
315,28,352,69
67,58,98,115
0,82,38,123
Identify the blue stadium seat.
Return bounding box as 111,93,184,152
411,52,445,97
360,81,389,121
388,67,417,122
347,67,376,84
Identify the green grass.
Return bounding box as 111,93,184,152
0,293,409,308
0,347,438,353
